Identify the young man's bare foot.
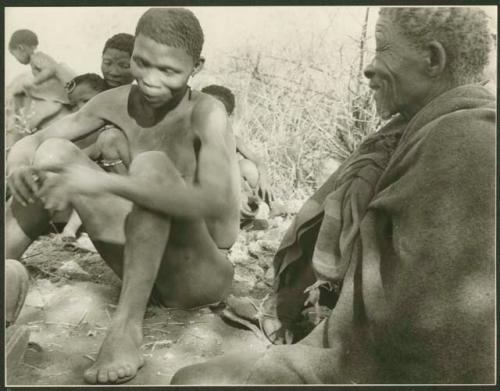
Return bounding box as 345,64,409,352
83,322,144,384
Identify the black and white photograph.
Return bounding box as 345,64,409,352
4,3,497,386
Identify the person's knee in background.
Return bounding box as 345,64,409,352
6,259,29,327
239,158,259,190
96,126,130,174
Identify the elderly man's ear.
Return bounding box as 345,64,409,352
426,41,447,77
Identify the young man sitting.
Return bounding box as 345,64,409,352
6,7,240,384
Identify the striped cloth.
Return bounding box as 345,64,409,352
273,115,406,289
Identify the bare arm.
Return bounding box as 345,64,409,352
40,100,236,219
110,101,233,218
7,95,107,205
235,135,274,203
235,135,262,165
7,98,107,170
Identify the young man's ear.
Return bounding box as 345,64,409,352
192,57,205,77
426,41,447,77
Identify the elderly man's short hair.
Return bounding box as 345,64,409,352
380,7,492,85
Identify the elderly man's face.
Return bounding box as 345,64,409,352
364,15,432,119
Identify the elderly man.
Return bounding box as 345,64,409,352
172,7,495,385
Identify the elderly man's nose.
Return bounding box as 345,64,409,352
364,65,375,79
364,59,376,79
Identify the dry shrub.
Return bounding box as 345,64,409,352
206,9,380,199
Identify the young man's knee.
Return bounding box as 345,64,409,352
129,151,181,182
33,138,81,168
96,127,127,159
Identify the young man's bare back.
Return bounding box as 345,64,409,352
6,8,239,384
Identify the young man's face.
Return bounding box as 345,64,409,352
68,83,101,110
101,48,134,88
9,45,32,65
131,34,201,108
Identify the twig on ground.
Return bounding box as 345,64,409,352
21,252,44,260
77,310,88,325
23,363,42,371
83,354,96,362
44,321,78,327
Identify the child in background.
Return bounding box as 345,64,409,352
101,33,135,89
62,73,130,241
8,29,76,132
201,84,274,228
66,73,109,110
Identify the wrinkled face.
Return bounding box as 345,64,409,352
10,46,32,65
364,15,430,119
101,48,134,88
131,34,197,108
68,83,101,110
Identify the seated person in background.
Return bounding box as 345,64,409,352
7,7,239,384
8,29,76,136
172,7,495,385
66,72,130,171
80,32,136,172
62,73,130,241
101,33,135,89
50,34,135,241
201,84,273,227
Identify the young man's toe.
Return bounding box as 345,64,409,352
117,367,126,378
97,369,110,384
83,367,98,384
124,363,133,377
107,368,119,383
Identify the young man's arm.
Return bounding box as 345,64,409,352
39,100,235,219
7,95,107,205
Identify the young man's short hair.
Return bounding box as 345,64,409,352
135,8,204,61
9,29,38,50
202,85,235,116
103,33,135,57
66,73,108,94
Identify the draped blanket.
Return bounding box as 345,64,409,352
264,84,496,384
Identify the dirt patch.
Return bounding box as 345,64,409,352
8,214,296,385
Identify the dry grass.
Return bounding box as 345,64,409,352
207,9,380,199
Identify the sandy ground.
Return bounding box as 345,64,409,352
7,214,293,386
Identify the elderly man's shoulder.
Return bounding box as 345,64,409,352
420,87,495,168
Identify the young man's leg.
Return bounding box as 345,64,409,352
6,137,86,259
79,150,233,384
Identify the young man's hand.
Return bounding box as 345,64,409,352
22,79,36,92
37,164,110,201
7,165,40,206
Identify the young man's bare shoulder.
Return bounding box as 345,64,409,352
191,91,229,138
